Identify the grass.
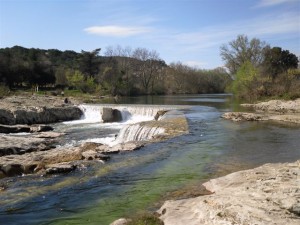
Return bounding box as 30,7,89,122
127,212,164,225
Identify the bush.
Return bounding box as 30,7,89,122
127,212,164,225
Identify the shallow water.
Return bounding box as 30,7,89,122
1,94,300,225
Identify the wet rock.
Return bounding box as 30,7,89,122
81,150,110,161
110,142,144,152
154,110,168,120
95,153,110,161
45,162,76,174
101,108,122,122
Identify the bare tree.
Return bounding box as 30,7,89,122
132,48,164,94
220,35,268,74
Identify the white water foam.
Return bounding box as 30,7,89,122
62,104,176,146
115,124,165,144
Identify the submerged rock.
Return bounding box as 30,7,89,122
45,162,77,174
158,160,300,225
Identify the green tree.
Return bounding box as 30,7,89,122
79,48,101,78
263,47,299,80
232,61,259,101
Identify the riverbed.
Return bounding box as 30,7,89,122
1,94,300,225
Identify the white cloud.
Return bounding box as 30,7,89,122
255,0,298,8
84,25,151,37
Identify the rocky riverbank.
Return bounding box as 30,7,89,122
0,95,83,125
222,98,300,124
0,95,189,179
158,160,300,225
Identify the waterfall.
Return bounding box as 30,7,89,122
115,124,165,143
77,104,177,124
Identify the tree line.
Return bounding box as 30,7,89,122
1,35,298,101
220,35,299,101
0,45,231,96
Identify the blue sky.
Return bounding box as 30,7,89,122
0,0,299,69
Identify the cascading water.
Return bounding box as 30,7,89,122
115,124,165,143
75,104,177,124
65,104,177,146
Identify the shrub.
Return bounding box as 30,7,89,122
127,212,164,225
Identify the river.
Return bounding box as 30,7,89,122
1,94,300,225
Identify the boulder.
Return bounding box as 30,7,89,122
13,106,83,124
101,108,122,122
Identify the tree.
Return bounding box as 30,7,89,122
104,45,133,95
220,35,268,74
263,47,299,80
79,48,101,79
132,48,164,94
232,61,259,101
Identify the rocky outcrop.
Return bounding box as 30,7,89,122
158,160,300,225
222,112,266,122
223,99,300,124
0,141,145,178
0,95,83,125
242,98,300,113
0,133,59,156
101,107,123,122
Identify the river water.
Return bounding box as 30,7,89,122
1,94,300,225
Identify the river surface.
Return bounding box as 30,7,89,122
1,94,300,225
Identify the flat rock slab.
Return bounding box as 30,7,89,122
0,135,55,156
158,160,300,225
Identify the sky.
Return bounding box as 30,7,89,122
0,0,299,69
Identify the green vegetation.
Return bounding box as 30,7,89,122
1,37,298,101
221,35,299,102
127,212,164,225
0,45,230,96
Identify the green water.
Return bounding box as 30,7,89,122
1,94,300,225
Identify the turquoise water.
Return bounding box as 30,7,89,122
1,94,300,225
